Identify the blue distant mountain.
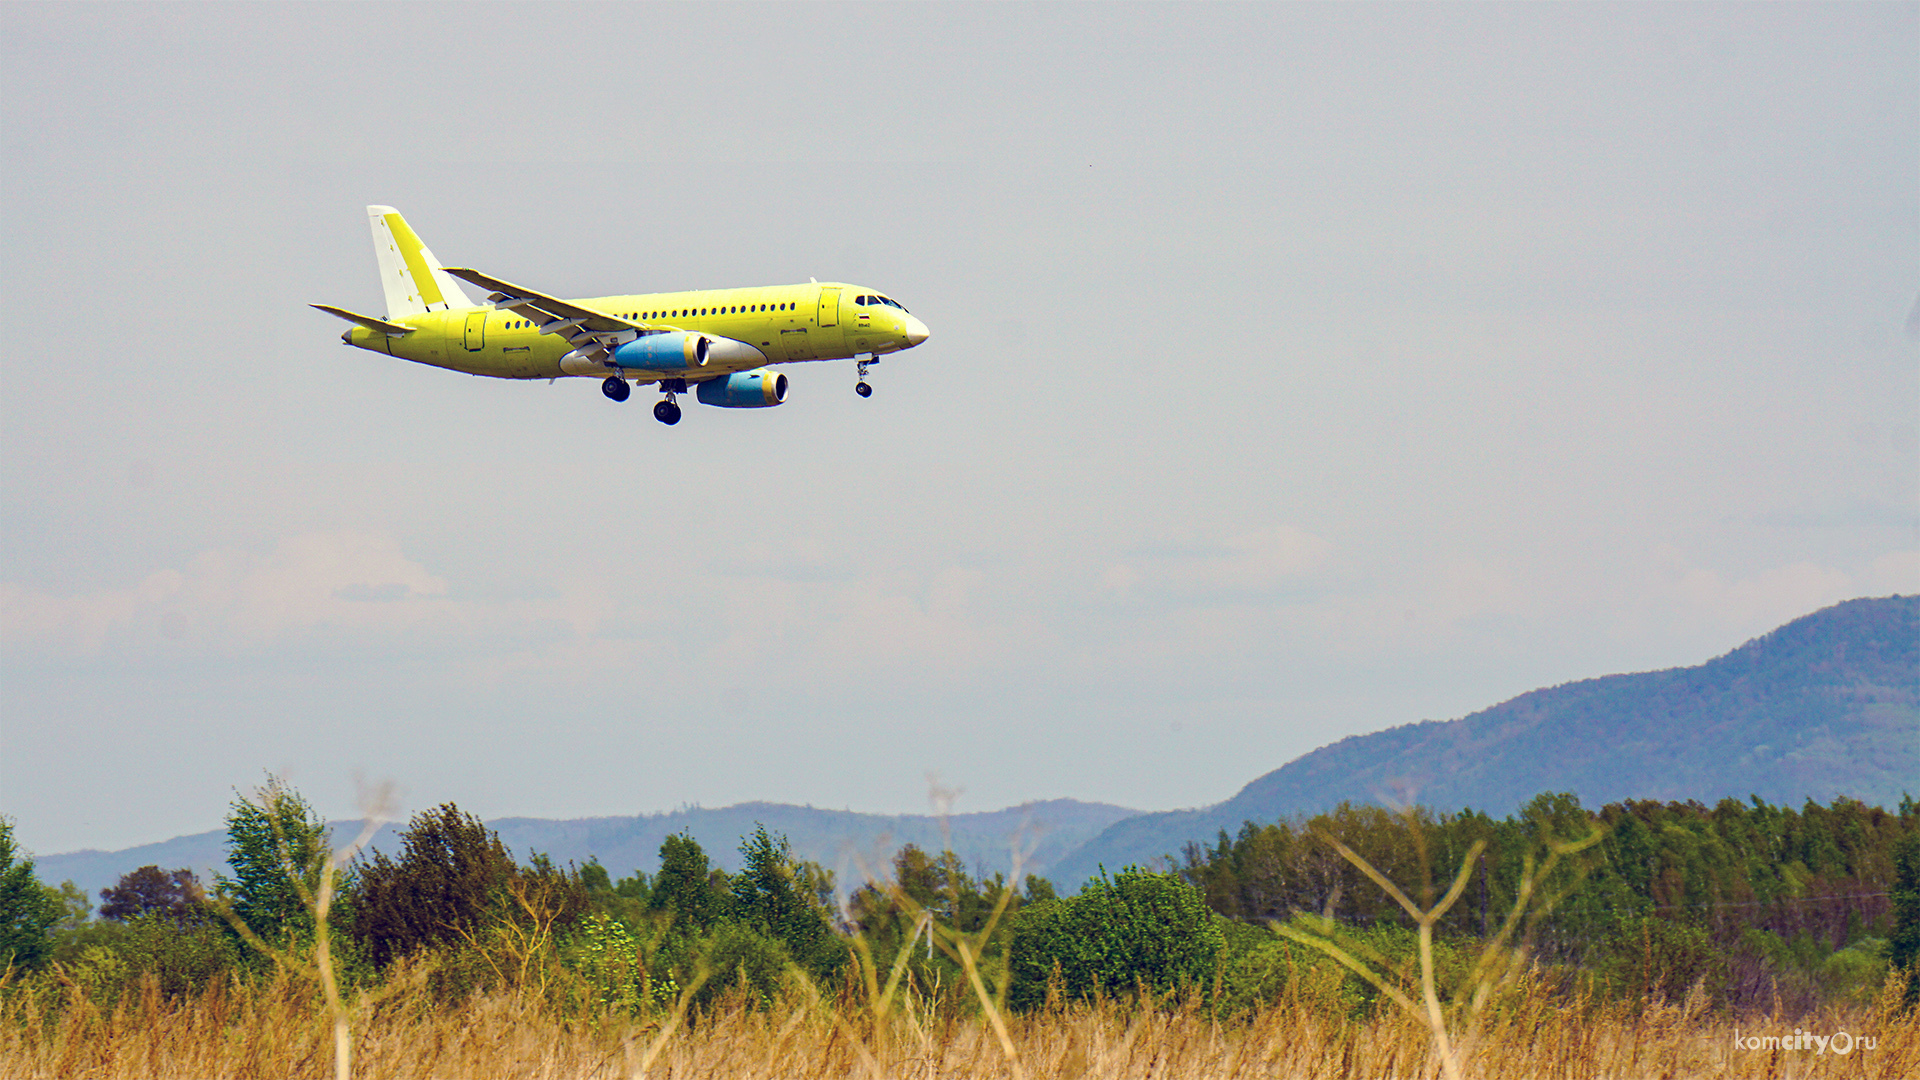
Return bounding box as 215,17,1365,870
1045,595,1918,887
35,597,1915,901
33,798,1138,903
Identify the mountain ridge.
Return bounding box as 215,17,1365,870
31,798,1139,903
1044,594,1918,886
32,596,1915,899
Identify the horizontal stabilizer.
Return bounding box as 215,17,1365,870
311,304,417,336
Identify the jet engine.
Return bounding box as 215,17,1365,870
608,331,713,371
694,369,788,408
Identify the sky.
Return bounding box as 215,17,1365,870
3,3,1915,858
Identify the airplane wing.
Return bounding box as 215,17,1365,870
441,266,666,367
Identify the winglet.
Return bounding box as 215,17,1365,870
312,304,417,336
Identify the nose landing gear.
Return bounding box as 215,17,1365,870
602,376,631,402
855,357,876,398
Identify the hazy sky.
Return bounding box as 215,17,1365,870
3,3,1915,857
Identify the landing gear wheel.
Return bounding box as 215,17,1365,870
602,377,630,402
653,400,682,425
855,381,873,398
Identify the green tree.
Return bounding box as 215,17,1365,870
1891,828,1920,1006
0,818,61,970
217,776,330,947
649,832,729,931
46,880,92,932
1008,866,1223,1010
731,824,839,974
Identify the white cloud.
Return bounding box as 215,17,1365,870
1100,525,1334,598
1,532,450,653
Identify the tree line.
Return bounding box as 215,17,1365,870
3,783,1917,1018
1178,790,1920,1010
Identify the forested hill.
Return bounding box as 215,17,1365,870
1049,595,1918,887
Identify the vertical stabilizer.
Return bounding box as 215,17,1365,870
367,206,474,318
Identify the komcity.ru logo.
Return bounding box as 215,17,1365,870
1732,1028,1878,1055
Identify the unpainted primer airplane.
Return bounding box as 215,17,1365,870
315,206,929,425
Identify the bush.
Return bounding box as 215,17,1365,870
1600,916,1719,1002
65,912,242,1006
1212,929,1357,1017
1818,938,1888,1006
1008,867,1222,1010
692,922,792,1011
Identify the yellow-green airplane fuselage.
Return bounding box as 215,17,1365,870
343,281,923,381
318,206,929,424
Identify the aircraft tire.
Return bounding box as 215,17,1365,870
602,377,631,402
855,381,872,398
654,400,682,425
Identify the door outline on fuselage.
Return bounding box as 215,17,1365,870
781,329,815,359
817,287,840,328
463,310,486,351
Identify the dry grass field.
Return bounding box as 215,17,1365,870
4,964,1915,1080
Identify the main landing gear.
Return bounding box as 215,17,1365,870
652,378,686,425
855,357,876,398
601,376,631,402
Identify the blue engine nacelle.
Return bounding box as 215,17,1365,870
694,369,788,408
609,332,710,371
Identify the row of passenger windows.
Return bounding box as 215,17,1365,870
502,302,797,330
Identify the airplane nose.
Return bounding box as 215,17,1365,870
903,316,930,347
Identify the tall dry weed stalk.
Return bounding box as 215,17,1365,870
1277,807,1603,1080
824,777,1033,1080
213,781,395,1080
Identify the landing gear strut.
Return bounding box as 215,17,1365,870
855,358,875,398
602,376,631,402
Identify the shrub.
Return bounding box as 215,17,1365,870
1007,866,1222,1010
1600,916,1719,1002
66,912,242,1006
1213,930,1357,1017
693,922,792,1011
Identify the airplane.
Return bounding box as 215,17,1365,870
314,206,930,425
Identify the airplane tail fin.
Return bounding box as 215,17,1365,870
366,205,474,318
